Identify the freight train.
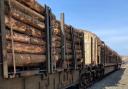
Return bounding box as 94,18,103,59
0,0,122,89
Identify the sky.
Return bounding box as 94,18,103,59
37,0,128,56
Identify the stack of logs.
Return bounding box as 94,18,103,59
51,20,62,69
4,0,84,70
16,0,45,14
64,25,73,68
74,30,84,68
5,0,46,67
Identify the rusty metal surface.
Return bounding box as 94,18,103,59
0,0,8,78
0,71,79,89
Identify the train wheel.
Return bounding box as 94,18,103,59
79,75,87,89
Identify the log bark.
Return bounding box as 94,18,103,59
11,11,45,30
52,41,61,48
66,42,72,49
64,30,71,34
5,0,45,20
64,25,71,33
51,20,60,29
52,28,61,36
53,28,61,33
5,6,45,30
65,40,72,44
52,55,61,62
16,0,45,14
52,36,61,41
73,30,83,38
52,48,61,54
5,16,45,38
6,30,46,45
65,55,72,60
6,30,29,43
75,45,82,50
65,33,72,39
76,54,82,59
74,38,81,43
66,49,72,54
7,53,46,66
52,25,71,35
7,42,46,54
76,50,82,54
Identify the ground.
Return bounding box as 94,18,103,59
88,64,128,89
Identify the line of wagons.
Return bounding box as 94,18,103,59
0,0,122,89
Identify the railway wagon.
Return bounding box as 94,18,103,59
103,45,122,75
0,0,122,89
78,30,122,88
83,30,121,73
0,0,85,89
78,31,105,88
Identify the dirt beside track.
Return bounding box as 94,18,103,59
88,64,128,89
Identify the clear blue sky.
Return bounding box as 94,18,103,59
38,0,128,56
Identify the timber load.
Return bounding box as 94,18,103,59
4,0,46,67
73,29,84,68
64,25,73,68
16,0,45,14
51,19,62,69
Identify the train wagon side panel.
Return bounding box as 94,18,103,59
0,71,80,89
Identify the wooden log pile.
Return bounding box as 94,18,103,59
4,0,85,70
74,30,84,68
51,19,84,69
5,0,46,66
51,20,62,68
16,0,45,14
64,25,73,67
